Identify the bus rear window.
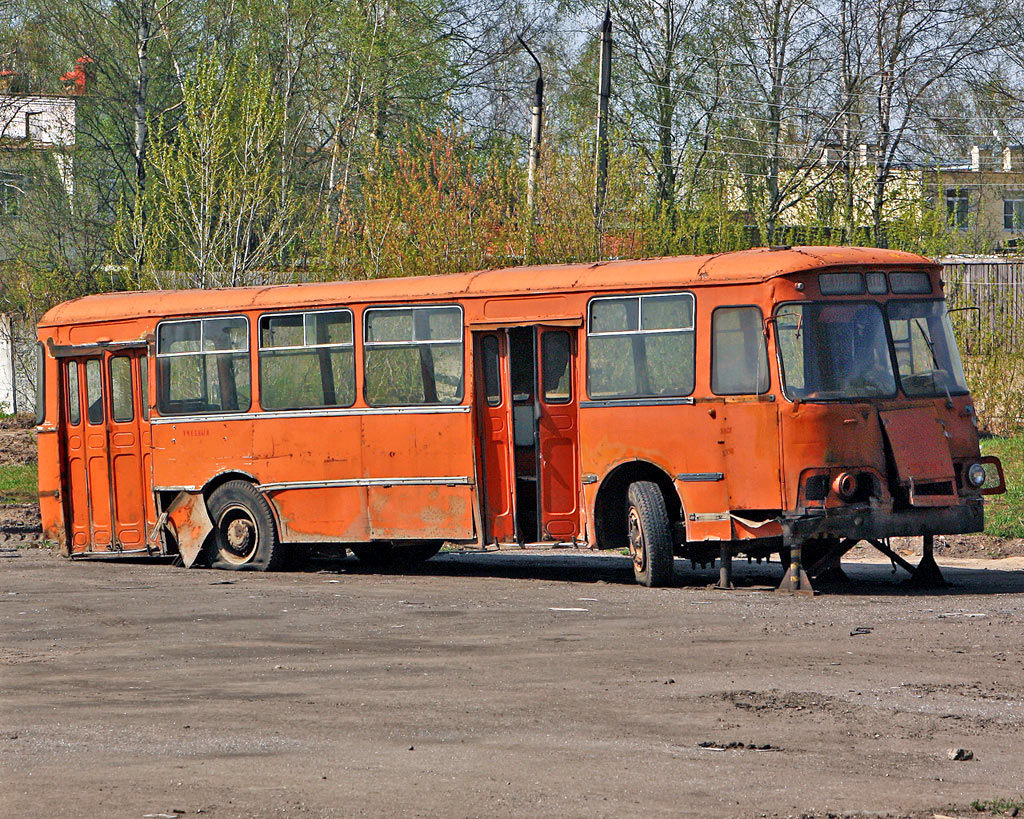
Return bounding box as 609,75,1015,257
587,293,695,399
363,306,464,406
156,317,251,415
34,343,45,425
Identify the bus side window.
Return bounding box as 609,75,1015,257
155,317,250,415
364,306,464,406
66,361,81,426
711,306,769,395
587,293,694,399
85,359,103,425
259,309,355,410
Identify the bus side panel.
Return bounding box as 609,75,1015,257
150,420,255,489
720,403,782,510
252,415,368,542
367,485,474,540
268,487,369,542
360,411,476,541
578,404,731,542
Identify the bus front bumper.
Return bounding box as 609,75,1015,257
782,500,984,543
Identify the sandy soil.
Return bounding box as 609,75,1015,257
0,426,36,466
2,547,1023,819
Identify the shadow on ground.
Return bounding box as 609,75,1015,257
299,548,1024,597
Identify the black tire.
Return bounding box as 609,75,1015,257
392,541,443,565
205,481,283,571
626,481,675,587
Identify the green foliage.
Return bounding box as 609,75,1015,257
959,332,1024,437
971,797,1024,815
0,463,37,504
980,435,1024,539
113,55,297,288
320,128,522,278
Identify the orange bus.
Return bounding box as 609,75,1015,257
34,246,1005,592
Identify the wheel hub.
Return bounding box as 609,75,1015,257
226,519,254,551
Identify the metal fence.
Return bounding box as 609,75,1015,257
941,256,1024,348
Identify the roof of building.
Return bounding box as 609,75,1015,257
38,245,935,328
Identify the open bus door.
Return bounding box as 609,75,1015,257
474,326,579,544
61,350,153,554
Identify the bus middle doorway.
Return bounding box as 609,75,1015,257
474,326,579,544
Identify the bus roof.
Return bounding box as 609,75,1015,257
39,245,935,328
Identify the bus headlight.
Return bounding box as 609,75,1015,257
966,462,987,489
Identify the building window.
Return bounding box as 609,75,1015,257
1004,196,1024,231
945,188,969,230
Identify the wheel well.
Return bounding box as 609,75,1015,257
202,471,259,500
593,461,682,550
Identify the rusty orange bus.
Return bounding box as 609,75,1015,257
34,246,1005,592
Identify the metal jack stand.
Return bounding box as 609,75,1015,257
867,535,946,587
776,522,814,595
715,544,734,590
906,534,947,587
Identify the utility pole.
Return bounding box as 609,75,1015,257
594,6,612,254
518,35,544,261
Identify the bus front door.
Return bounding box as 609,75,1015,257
474,327,580,544
61,353,150,553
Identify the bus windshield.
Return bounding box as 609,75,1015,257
776,302,896,400
887,299,969,396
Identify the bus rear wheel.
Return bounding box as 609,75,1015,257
206,481,282,571
627,481,674,587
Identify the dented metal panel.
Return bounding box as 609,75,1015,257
165,491,213,568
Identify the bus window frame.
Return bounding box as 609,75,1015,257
773,299,900,403
362,303,466,408
585,291,696,401
257,307,356,411
710,304,770,396
154,314,252,416
885,297,970,398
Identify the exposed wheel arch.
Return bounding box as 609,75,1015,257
593,460,682,550
202,470,261,499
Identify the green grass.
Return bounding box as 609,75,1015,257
0,463,37,504
980,434,1024,538
971,797,1024,815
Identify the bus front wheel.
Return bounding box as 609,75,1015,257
626,481,674,587
206,481,283,571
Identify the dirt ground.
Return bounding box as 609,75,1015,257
2,547,1024,819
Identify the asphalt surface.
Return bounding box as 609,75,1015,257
3,547,1024,818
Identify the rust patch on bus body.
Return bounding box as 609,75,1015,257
368,485,473,541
